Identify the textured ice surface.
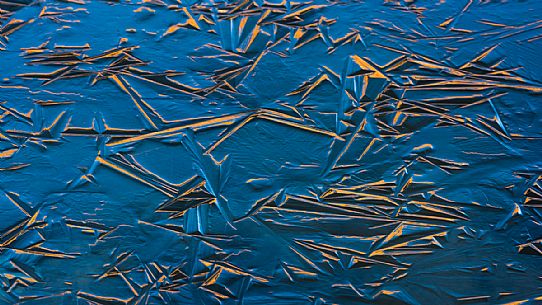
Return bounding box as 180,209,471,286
1,0,542,304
